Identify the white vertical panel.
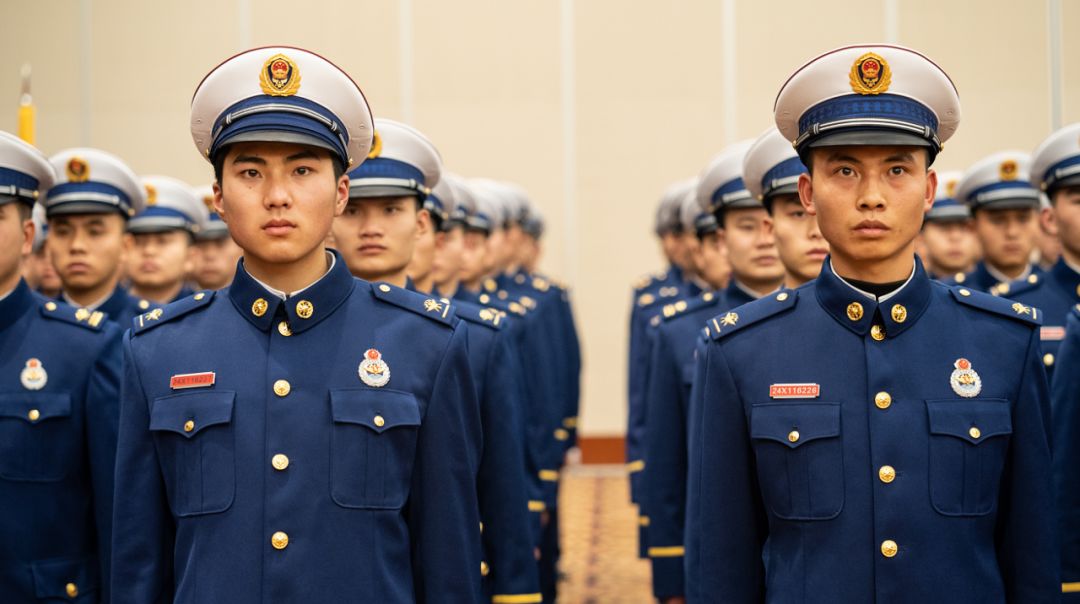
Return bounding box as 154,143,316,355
884,0,899,43
1048,0,1063,130
399,0,415,124
721,0,736,144
560,0,578,285
79,0,93,145
237,0,252,49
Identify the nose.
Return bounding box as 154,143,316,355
857,177,887,211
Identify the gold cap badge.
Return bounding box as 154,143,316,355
66,157,90,183
367,131,383,159
999,159,1018,181
849,52,892,95
259,53,301,97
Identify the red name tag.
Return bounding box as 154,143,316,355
170,372,216,390
1041,326,1066,342
769,383,820,399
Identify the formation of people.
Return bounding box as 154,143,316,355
1,47,580,603
627,44,1080,602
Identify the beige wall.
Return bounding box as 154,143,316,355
3,0,1078,437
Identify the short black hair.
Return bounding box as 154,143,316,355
212,145,346,184
1049,184,1080,205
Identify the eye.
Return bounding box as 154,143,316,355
295,166,311,176
838,167,854,177
385,206,401,215
890,166,906,176
242,169,260,178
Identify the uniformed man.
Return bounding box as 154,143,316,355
43,148,153,327
1052,304,1080,597
21,203,62,298
125,175,201,303
743,127,825,289
0,130,123,603
917,171,979,280
686,44,1057,602
1002,123,1080,379
191,184,242,290
430,173,474,299
951,151,1043,293
111,47,483,602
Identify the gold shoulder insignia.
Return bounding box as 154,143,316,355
637,293,655,307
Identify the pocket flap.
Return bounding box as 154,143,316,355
32,556,100,598
331,389,421,434
0,392,71,423
926,399,1012,445
751,403,840,449
150,391,235,438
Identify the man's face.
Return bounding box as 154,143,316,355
46,212,129,292
660,232,683,267
405,212,437,285
1047,185,1080,262
800,146,934,268
193,236,243,290
0,203,32,289
485,228,506,274
25,247,63,294
770,195,828,284
459,230,490,283
214,142,347,268
697,231,730,290
126,230,194,290
722,207,784,285
920,220,977,274
972,207,1038,273
332,195,426,281
431,226,465,286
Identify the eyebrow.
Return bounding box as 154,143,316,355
286,150,321,162
825,152,861,165
231,155,266,165
885,152,916,163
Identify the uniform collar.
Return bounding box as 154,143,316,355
724,279,758,308
985,260,1031,285
228,249,354,334
815,255,931,339
62,288,113,312
0,280,36,331
1051,257,1080,299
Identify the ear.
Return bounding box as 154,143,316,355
923,169,938,214
415,208,432,241
1041,205,1058,237
333,174,350,217
798,172,816,216
212,181,227,223
20,214,34,257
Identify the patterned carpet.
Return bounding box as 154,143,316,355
556,465,653,603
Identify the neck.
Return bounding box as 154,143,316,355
505,262,521,275
245,247,330,294
65,273,121,308
784,269,812,289
462,276,482,292
734,274,783,297
435,277,460,298
0,270,21,300
360,268,408,288
129,281,184,305
985,259,1028,281
411,272,434,294
1061,246,1080,271
831,247,916,283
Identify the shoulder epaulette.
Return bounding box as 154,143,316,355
709,290,798,340
950,286,1041,326
662,291,721,323
991,273,1042,298
371,282,455,326
454,302,505,331
131,291,215,335
40,300,106,331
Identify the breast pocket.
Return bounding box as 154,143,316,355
926,399,1012,516
0,392,75,482
750,402,844,520
330,389,422,510
149,391,236,517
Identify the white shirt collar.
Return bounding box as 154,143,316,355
732,278,776,301
830,259,916,303
63,289,113,311
985,262,1030,285
248,251,336,300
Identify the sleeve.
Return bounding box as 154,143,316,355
1052,313,1080,597
519,313,564,508
409,324,484,603
110,334,174,603
644,330,698,599
84,324,123,602
558,295,582,452
685,340,766,603
996,327,1059,602
628,319,658,504
479,332,542,603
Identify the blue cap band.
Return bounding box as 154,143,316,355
967,180,1040,207
761,157,807,199
796,94,940,150
129,206,197,232
211,95,349,164
348,157,426,191
0,166,40,201
710,177,752,207
45,181,132,214
1044,155,1080,191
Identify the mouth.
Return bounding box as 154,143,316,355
853,220,890,237
358,244,387,255
66,262,91,274
262,219,297,236
751,255,779,265
139,262,160,273
806,247,829,260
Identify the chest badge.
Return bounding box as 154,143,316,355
359,348,391,388
170,372,217,390
20,358,47,390
949,358,982,398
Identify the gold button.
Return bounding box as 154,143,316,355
554,428,569,441
479,294,490,304
891,304,907,323
273,379,291,397
272,454,290,470
777,292,789,301
373,414,386,428
44,301,57,311
1028,274,1038,284
65,582,78,598
278,321,292,337
295,300,314,319
138,299,150,310
183,419,195,433
787,430,800,443
870,324,886,341
1044,353,1055,367
252,298,268,317
379,284,391,292
969,426,981,440
1076,285,1080,297
954,272,966,283
27,409,40,422
874,392,892,410
997,283,1010,295
846,302,864,321
480,561,490,576
958,288,971,297
881,540,898,558
194,292,206,301
271,531,289,550
878,465,896,483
